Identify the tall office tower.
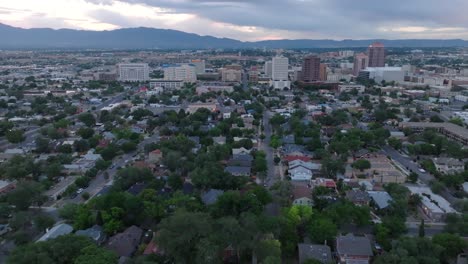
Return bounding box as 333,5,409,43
272,56,289,81
190,59,206,74
271,56,290,89
163,64,197,82
367,42,385,67
319,63,328,81
118,63,149,82
264,61,273,78
353,53,369,76
301,55,321,82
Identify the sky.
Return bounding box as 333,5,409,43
1,0,468,41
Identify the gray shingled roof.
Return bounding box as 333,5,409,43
202,189,224,205
367,191,393,209
336,234,373,257
298,243,332,264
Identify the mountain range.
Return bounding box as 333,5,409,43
1,23,468,49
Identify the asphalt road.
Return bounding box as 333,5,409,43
381,145,459,204
260,110,277,187
63,132,160,204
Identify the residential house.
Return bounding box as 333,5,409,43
298,243,332,264
232,147,251,155
311,178,337,190
345,190,371,206
106,225,143,258
202,189,224,205
225,166,251,177
231,154,254,164
433,157,465,174
37,223,73,242
336,234,373,264
148,149,163,163
213,136,227,145
0,224,11,236
76,225,107,245
292,183,313,206
367,191,393,210
0,180,15,195
127,183,147,196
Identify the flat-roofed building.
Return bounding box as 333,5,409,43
400,122,468,145
118,63,149,82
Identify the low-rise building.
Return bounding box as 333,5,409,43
433,157,465,174
407,185,458,221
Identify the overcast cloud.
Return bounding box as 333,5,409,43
1,0,468,41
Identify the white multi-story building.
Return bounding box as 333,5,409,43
149,80,185,90
272,56,289,81
163,64,197,82
339,50,355,57
118,63,149,82
271,56,290,89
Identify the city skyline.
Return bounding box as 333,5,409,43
1,0,468,41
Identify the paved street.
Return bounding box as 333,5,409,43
381,145,459,204
260,110,278,187
60,133,161,205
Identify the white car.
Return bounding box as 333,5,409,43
77,188,84,194
419,169,426,173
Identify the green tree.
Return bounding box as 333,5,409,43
409,172,419,183
74,244,118,264
77,127,95,139
307,217,337,243
419,219,425,237
78,112,96,127
432,233,466,259
7,181,45,210
156,210,213,263
7,235,116,264
388,137,402,150
6,129,25,143
35,137,50,153
352,159,371,171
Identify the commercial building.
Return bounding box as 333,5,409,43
271,56,290,89
163,64,197,82
353,53,369,76
359,67,404,83
338,84,365,93
400,122,468,145
407,185,457,221
264,61,273,78
432,157,465,174
118,63,149,82
319,63,327,81
367,42,385,67
149,80,184,90
302,55,321,82
190,59,206,74
221,69,242,82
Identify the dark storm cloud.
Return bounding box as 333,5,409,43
84,0,468,38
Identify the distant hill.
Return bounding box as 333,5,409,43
0,23,467,49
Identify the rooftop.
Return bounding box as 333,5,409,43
407,185,457,214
